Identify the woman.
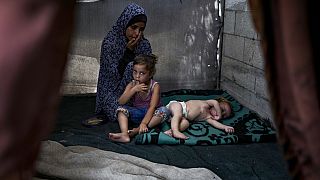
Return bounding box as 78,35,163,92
95,3,152,122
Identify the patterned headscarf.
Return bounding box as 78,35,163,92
95,3,152,121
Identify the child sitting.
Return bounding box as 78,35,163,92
108,54,170,143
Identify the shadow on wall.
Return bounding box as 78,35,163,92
63,0,223,94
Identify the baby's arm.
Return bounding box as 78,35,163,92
206,119,234,133
206,99,222,119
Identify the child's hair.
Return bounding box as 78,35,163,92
133,54,158,76
216,97,234,119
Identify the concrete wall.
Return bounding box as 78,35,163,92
62,0,222,94
221,0,272,121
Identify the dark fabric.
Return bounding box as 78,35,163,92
126,14,147,28
95,3,152,122
117,48,135,77
0,0,75,179
249,0,320,179
135,90,276,145
47,89,290,180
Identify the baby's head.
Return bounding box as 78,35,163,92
215,97,233,119
133,54,158,83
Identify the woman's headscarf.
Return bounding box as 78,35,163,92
96,3,152,121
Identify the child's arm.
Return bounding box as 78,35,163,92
206,99,222,119
138,83,161,133
118,81,148,105
118,82,135,105
206,119,234,133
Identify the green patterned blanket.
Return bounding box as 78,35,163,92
135,89,276,145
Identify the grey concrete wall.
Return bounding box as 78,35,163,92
62,0,222,94
221,0,273,121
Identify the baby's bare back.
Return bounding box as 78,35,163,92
186,100,212,121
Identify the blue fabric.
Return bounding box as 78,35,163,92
117,105,172,124
122,106,148,124
95,3,152,121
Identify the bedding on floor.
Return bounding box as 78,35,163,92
36,140,220,180
45,89,289,180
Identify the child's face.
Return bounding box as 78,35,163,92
208,102,232,120
133,64,151,84
219,102,232,119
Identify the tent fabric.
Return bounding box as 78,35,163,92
249,0,320,179
0,1,75,178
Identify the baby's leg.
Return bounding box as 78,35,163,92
108,112,130,143
164,118,189,137
169,102,189,139
179,118,190,132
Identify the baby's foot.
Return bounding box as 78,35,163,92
172,130,189,140
128,128,139,138
108,132,130,143
164,129,173,137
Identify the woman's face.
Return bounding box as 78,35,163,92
125,22,145,41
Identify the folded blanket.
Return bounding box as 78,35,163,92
35,140,221,180
135,89,276,145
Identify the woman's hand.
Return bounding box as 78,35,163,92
126,31,142,51
139,122,148,134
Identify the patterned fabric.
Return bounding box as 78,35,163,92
95,3,152,121
153,106,171,123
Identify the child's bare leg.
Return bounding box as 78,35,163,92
148,115,163,128
128,115,163,138
164,118,189,137
108,112,130,143
170,102,189,139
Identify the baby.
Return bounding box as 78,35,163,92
165,98,234,139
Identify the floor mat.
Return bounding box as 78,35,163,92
47,89,289,179
135,89,276,145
